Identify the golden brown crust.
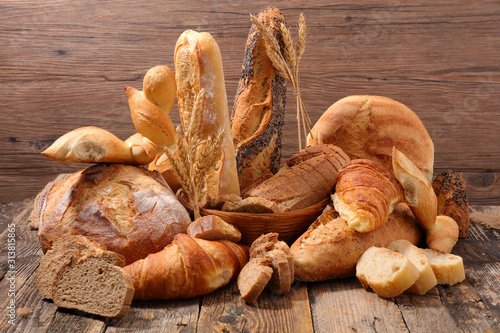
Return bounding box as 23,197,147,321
244,144,350,211
124,234,249,300
174,30,240,198
41,126,157,165
231,8,287,190
38,164,191,265
307,95,434,183
142,65,176,114
333,159,403,233
291,203,423,282
432,170,470,238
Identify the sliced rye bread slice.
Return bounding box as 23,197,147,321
238,257,273,303
36,235,124,299
52,252,134,318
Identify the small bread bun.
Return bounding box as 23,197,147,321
426,215,459,254
387,240,437,295
356,246,419,298
422,249,465,286
143,65,176,114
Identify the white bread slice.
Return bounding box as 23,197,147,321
356,246,419,298
422,249,465,286
388,240,437,295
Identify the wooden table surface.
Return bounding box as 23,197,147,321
0,199,499,332
1,0,500,205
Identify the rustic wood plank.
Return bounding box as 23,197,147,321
1,1,500,204
197,280,314,333
308,277,410,333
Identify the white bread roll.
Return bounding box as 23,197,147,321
174,30,240,197
307,95,434,183
422,249,466,286
387,240,437,295
41,127,156,165
356,246,419,298
427,215,459,254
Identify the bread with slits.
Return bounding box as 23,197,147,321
307,95,434,183
124,234,249,300
333,159,403,233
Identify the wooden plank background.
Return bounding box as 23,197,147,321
1,0,499,204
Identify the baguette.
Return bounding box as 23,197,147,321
333,159,403,233
41,127,157,165
356,246,419,298
422,249,466,286
387,240,437,295
307,95,434,183
231,7,287,190
174,29,240,198
291,203,423,281
124,234,249,300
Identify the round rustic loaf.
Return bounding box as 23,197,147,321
307,95,434,182
38,163,191,265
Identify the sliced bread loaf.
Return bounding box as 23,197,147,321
356,246,419,298
237,257,273,303
422,249,465,285
52,252,134,318
387,240,437,295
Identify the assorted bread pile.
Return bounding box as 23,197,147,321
35,7,470,318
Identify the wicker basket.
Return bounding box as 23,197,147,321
177,189,329,246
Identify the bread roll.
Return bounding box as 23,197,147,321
124,234,249,300
142,65,176,115
231,8,287,190
291,203,423,282
41,127,157,165
307,95,434,182
387,240,437,295
38,163,191,265
333,159,403,233
426,215,459,254
432,170,470,238
174,30,240,198
244,144,350,211
356,246,419,298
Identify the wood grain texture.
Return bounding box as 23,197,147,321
1,1,499,204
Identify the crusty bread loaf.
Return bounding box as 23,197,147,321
356,246,419,298
187,214,242,242
250,233,294,294
124,234,249,300
41,127,157,165
291,203,423,281
244,144,350,211
387,240,437,295
237,257,273,303
426,215,459,254
422,249,466,286
175,29,240,198
333,159,403,233
52,252,134,318
307,95,434,183
432,170,470,238
38,163,191,265
231,7,287,191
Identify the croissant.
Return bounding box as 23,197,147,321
41,126,157,165
123,233,249,300
332,159,403,232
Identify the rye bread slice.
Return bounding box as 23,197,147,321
238,257,273,303
52,253,134,318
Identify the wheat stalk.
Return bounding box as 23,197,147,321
250,12,311,150
165,88,223,220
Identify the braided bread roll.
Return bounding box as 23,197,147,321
333,159,403,233
124,234,249,300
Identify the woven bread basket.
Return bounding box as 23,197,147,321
177,189,329,246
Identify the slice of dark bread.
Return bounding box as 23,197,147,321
52,253,134,318
36,235,124,300
238,257,273,303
